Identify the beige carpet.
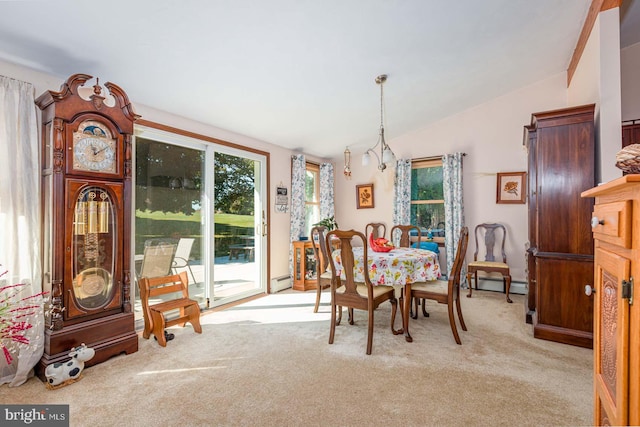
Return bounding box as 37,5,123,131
2,287,592,426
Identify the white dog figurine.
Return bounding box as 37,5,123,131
45,343,95,389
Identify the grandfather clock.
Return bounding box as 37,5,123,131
36,74,139,378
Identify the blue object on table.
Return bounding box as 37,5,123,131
412,241,439,254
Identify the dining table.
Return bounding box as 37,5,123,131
331,246,441,342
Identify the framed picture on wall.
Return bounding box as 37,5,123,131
356,183,374,209
496,172,526,204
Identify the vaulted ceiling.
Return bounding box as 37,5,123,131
1,0,638,158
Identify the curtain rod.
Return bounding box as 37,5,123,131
0,74,32,85
291,155,331,167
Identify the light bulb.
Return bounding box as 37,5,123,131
382,147,395,164
362,152,371,166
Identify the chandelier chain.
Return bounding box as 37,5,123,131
380,80,384,130
362,73,395,172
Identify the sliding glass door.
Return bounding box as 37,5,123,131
211,148,266,306
132,127,267,326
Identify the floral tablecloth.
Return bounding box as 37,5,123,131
331,247,441,286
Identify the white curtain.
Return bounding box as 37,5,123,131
289,155,306,277
0,76,44,386
442,152,465,281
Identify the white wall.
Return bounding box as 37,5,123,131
621,41,640,121
0,59,296,282
568,8,622,184
333,73,568,282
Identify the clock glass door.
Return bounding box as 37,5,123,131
68,182,122,317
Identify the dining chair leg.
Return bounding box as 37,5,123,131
366,310,374,355
455,293,467,331
447,300,462,345
391,297,402,335
336,305,342,325
504,275,513,303
421,298,429,317
348,308,354,325
466,271,474,298
329,301,337,345
411,297,429,319
313,284,322,313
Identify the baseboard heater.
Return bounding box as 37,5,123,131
472,277,527,295
270,275,291,293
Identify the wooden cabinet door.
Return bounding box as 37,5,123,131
594,247,631,426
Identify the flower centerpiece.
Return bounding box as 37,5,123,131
0,267,48,365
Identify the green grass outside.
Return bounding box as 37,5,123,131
135,210,254,259
135,210,255,228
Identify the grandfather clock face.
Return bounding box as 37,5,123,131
72,120,117,174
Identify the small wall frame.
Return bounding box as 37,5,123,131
496,172,526,204
356,183,374,209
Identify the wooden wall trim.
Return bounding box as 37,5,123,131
567,0,622,87
135,118,271,293
136,118,270,158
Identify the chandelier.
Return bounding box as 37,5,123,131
362,74,396,171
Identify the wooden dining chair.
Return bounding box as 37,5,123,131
466,223,512,303
325,229,398,355
390,224,421,248
365,222,387,240
409,226,469,344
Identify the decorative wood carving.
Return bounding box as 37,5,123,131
582,175,640,425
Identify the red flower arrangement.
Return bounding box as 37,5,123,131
0,267,48,365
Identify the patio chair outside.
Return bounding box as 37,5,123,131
172,237,197,283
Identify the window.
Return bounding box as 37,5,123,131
304,162,320,237
411,158,445,235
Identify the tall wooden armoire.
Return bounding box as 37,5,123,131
523,104,596,348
